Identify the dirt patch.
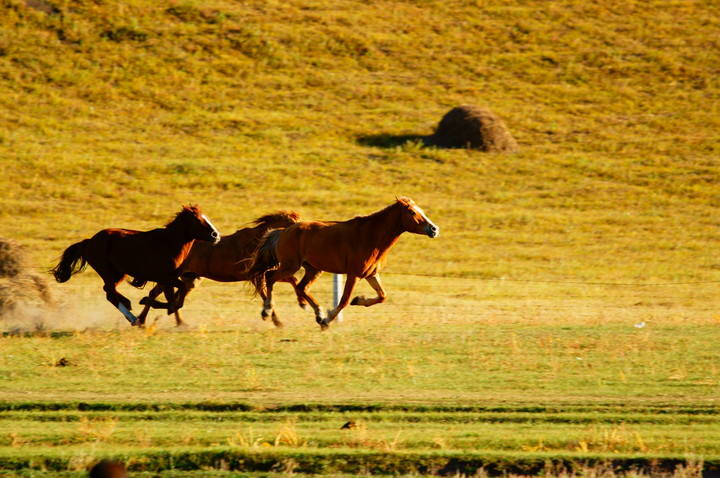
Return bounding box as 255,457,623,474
0,273,53,313
429,105,519,152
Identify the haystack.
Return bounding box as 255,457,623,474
0,238,28,279
430,105,518,152
0,238,53,316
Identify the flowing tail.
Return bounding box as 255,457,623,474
247,229,283,296
51,239,89,283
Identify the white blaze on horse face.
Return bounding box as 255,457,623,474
201,213,220,241
410,204,439,238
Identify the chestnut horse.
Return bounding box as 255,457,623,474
136,211,307,328
247,197,439,329
51,205,220,325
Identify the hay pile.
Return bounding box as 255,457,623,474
430,105,519,152
0,238,53,317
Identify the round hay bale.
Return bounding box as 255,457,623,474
430,105,518,152
0,238,29,278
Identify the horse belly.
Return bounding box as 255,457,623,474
299,243,343,274
112,246,181,283
297,227,363,275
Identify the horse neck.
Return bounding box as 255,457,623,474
164,217,197,255
359,204,405,253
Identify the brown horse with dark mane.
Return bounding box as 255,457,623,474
51,205,220,325
136,211,307,327
247,197,439,329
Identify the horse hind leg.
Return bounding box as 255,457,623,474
261,260,302,327
295,265,325,324
101,274,138,326
280,275,309,311
258,287,283,328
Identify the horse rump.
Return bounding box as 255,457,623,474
51,239,89,283
246,228,283,295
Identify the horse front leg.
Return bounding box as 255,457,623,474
322,274,359,329
162,285,180,316
171,274,202,327
351,274,387,307
137,283,163,327
139,293,171,310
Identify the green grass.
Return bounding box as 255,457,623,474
1,0,720,475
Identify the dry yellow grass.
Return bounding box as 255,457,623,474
0,0,719,475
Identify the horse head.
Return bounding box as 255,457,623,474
178,205,221,244
396,197,439,238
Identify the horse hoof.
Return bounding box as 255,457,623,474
261,310,270,320
351,296,364,306
300,303,310,311
319,320,329,331
139,297,149,306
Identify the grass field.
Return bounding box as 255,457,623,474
1,0,719,475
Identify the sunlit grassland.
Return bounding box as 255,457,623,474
2,278,720,405
1,274,719,473
1,0,718,283
1,0,720,475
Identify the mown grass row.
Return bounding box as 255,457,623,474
3,400,720,413
0,447,715,475
2,403,720,418
3,406,720,463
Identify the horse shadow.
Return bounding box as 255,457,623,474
356,133,435,149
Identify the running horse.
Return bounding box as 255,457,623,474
136,211,307,328
247,197,439,329
51,205,220,325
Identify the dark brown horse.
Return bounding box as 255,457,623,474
51,205,220,325
136,211,307,327
247,197,439,329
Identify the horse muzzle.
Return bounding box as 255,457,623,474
425,224,439,238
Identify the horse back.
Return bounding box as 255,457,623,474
180,226,261,281
279,220,379,276
87,227,191,282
